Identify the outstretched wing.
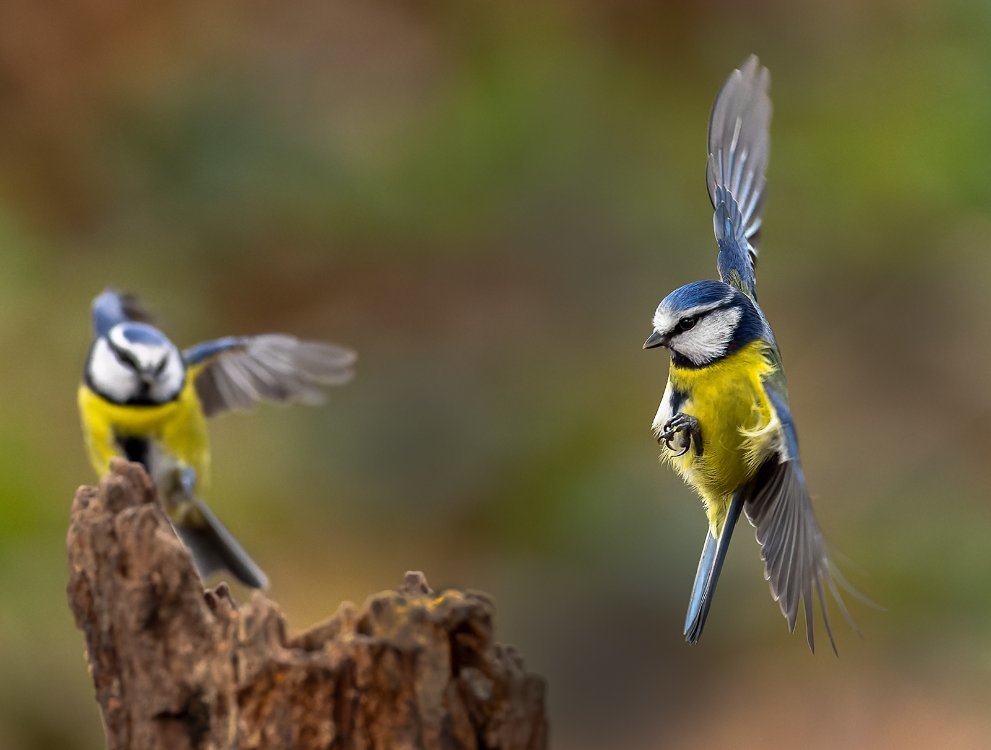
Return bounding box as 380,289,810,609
184,334,356,418
743,381,856,653
91,289,157,337
707,55,771,300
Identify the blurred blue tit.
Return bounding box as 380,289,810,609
643,56,856,652
79,290,356,589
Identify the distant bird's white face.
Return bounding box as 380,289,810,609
87,323,185,404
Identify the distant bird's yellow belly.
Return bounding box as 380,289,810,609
662,340,779,534
77,378,211,488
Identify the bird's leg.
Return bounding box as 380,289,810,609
659,413,703,457
153,459,198,520
178,466,197,499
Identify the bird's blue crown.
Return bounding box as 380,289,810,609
660,279,735,313
113,322,171,347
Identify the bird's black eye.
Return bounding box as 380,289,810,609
676,316,698,333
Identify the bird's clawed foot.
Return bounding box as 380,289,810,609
178,466,197,499
659,413,703,457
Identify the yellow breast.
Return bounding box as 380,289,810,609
662,339,779,533
77,376,212,488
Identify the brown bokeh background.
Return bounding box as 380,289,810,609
0,1,989,748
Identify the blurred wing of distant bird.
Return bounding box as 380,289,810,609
183,334,356,417
707,55,771,300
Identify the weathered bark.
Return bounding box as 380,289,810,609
67,459,548,750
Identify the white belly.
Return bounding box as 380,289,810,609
652,380,675,435
651,378,691,454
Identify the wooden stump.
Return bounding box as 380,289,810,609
67,459,548,750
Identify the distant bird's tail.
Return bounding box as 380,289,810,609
684,491,744,643
173,499,269,590
148,450,269,590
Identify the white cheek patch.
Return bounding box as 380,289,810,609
88,338,140,402
671,306,743,366
150,352,185,401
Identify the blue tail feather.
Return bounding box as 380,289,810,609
684,530,717,634
684,491,745,643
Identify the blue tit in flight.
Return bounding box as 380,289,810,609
643,56,855,652
79,289,356,589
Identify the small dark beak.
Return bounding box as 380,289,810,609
136,378,152,398
643,330,667,350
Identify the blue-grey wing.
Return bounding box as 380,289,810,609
743,379,855,653
91,289,156,337
184,334,356,417
706,55,771,300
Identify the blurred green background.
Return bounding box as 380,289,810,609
1,0,990,748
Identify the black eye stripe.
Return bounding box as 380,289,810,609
673,300,740,334
107,340,140,370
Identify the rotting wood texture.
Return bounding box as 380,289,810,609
67,459,548,750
